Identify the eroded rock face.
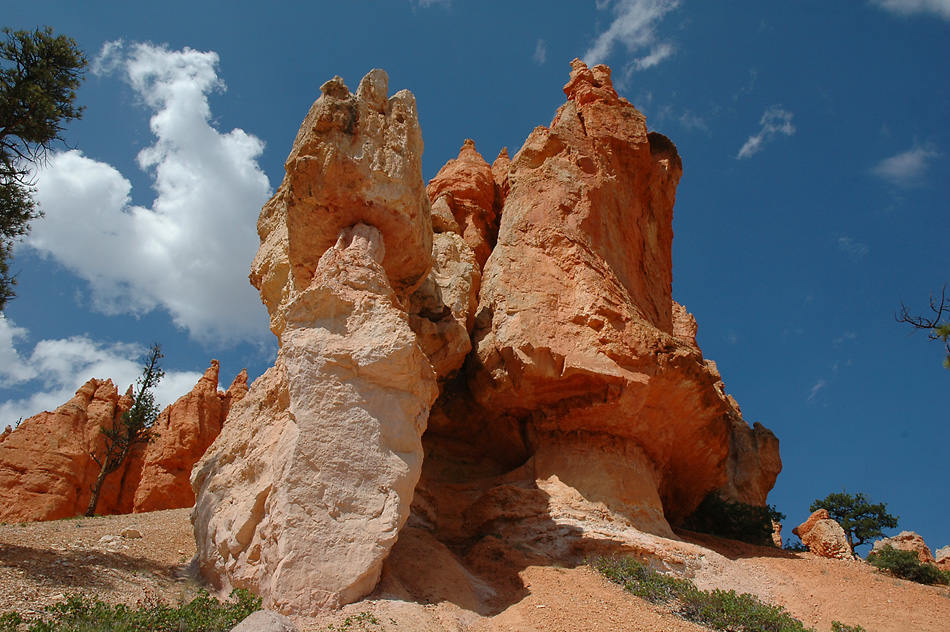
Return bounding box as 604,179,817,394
426,139,499,270
936,545,950,570
466,60,738,526
192,68,439,615
192,61,782,615
793,509,854,560
0,379,129,523
251,69,433,339
132,361,244,513
872,531,936,565
0,364,236,523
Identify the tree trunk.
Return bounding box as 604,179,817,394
85,458,111,517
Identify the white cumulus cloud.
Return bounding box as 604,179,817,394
584,0,680,76
871,144,941,188
870,0,950,19
0,315,203,428
737,106,795,159
27,42,272,347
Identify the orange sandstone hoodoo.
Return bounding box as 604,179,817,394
191,60,781,616
0,361,244,523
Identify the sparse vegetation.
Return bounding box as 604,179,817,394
0,588,260,632
594,556,812,631
866,544,950,586
681,491,785,547
326,611,384,631
831,622,867,632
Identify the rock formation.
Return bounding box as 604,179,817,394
936,545,950,571
192,72,439,614
0,379,131,523
793,509,854,560
871,531,936,565
0,363,239,524
132,362,247,513
192,60,781,616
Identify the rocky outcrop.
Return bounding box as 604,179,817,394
132,362,245,513
871,531,936,564
426,139,499,270
0,379,131,523
251,69,432,340
465,60,741,528
0,364,239,524
936,545,950,570
793,509,854,560
192,73,439,614
192,60,781,616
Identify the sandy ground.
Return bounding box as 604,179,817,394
1,509,948,631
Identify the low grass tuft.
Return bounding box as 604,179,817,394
0,588,260,632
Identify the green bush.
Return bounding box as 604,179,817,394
831,622,867,632
593,557,811,632
3,588,261,632
0,612,22,632
866,544,950,585
681,492,785,546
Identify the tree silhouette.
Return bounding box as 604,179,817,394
0,26,87,310
897,285,950,369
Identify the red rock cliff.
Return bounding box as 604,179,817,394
0,362,241,523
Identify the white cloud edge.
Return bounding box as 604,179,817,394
27,41,273,347
870,144,941,188
737,105,795,159
870,0,950,20
583,0,681,74
0,315,204,428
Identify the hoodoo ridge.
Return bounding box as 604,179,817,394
191,60,781,616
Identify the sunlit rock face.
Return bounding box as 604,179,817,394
464,59,738,529
0,364,238,524
192,71,438,615
131,362,247,513
0,379,131,523
251,69,433,340
192,60,781,616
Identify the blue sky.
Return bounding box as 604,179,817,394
1,1,947,553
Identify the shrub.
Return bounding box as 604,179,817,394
8,588,261,632
831,622,867,632
681,492,785,546
0,612,22,632
594,557,811,632
866,544,950,585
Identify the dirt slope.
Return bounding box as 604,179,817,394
0,509,947,631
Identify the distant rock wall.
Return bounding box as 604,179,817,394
192,60,782,616
0,362,240,524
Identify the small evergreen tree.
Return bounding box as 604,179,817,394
0,26,87,310
809,491,898,555
85,343,164,517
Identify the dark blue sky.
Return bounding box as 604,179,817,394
1,1,947,553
